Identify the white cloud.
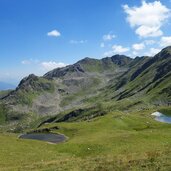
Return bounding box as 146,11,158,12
144,40,156,45
112,45,130,53
104,51,115,57
148,48,161,56
135,25,163,37
41,61,67,71
100,43,105,48
123,1,170,37
103,34,116,41
132,51,139,56
21,58,67,71
21,60,31,65
132,43,145,50
104,45,129,56
160,36,171,47
47,30,61,37
70,40,87,44
21,59,39,65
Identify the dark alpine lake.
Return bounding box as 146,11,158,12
19,133,66,143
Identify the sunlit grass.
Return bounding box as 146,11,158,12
1,109,171,170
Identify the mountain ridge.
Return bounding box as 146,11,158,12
0,46,171,131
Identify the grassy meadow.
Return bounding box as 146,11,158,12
1,109,171,170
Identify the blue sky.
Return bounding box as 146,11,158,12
0,0,171,85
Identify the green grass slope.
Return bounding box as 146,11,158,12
107,46,171,105
1,109,171,170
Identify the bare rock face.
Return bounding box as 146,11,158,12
44,64,84,79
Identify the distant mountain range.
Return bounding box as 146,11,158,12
0,82,16,90
0,46,171,131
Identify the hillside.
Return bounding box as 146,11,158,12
0,46,171,131
113,46,171,104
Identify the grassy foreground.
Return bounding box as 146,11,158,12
1,109,171,171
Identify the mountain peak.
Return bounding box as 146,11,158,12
154,46,171,60
110,54,133,66
17,74,38,89
161,46,171,54
77,57,99,64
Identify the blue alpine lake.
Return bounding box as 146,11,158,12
151,112,171,124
